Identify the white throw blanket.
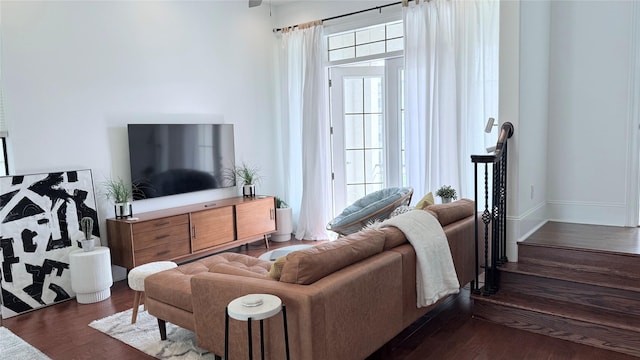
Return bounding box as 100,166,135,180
382,210,460,307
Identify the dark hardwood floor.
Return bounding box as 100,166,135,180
3,234,637,360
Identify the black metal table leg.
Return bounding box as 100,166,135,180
248,317,253,360
260,319,265,360
225,307,229,360
283,304,290,360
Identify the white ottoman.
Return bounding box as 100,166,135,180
69,247,113,304
127,261,177,324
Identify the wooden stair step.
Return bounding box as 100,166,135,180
497,262,640,316
499,262,640,293
473,293,640,357
518,242,640,280
523,222,640,255
472,291,640,333
475,222,640,357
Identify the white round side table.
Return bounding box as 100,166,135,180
69,246,113,304
225,293,290,360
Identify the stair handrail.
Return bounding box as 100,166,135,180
471,122,514,296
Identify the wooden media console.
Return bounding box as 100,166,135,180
106,196,276,270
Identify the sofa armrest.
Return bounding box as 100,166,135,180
191,251,404,360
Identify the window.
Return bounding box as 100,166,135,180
328,21,403,64
328,21,405,213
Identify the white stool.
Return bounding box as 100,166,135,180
225,293,290,360
127,261,177,324
69,246,113,304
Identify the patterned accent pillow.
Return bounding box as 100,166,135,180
389,205,413,218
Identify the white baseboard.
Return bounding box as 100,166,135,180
547,200,627,227
505,201,547,262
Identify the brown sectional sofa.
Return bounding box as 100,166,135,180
145,199,481,360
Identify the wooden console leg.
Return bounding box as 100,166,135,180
158,318,167,340
263,234,269,249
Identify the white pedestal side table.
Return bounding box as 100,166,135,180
69,246,113,304
225,293,290,360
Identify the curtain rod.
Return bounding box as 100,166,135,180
272,1,406,33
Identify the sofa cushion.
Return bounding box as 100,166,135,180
207,252,272,278
425,198,474,227
279,229,386,285
145,253,272,312
145,261,208,312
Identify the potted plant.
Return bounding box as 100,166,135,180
436,185,457,204
103,177,133,218
227,162,263,197
78,217,96,251
271,197,293,242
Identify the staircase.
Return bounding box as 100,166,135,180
472,223,640,357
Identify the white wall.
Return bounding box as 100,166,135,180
503,0,551,260
2,1,279,231
503,0,638,260
547,0,636,226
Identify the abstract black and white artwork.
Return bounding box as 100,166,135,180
0,170,100,318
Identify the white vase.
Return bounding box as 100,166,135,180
80,237,96,252
442,197,452,204
115,202,132,218
271,207,293,242
243,184,256,197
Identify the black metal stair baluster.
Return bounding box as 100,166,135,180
501,141,509,264
473,162,480,294
482,162,492,296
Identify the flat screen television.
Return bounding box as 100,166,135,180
127,124,236,200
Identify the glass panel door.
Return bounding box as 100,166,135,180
330,67,385,213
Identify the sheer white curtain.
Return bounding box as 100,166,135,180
279,23,331,240
403,0,499,199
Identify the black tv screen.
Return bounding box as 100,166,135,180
127,124,236,200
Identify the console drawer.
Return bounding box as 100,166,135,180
134,240,191,266
133,223,190,251
132,214,189,235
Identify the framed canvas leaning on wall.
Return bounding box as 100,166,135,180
0,170,100,318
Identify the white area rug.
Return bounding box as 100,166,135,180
0,326,51,360
89,306,217,360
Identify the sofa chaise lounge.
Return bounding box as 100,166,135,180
145,198,482,360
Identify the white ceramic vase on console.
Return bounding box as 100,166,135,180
271,207,293,242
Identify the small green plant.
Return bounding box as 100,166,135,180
436,185,457,200
103,177,132,203
80,217,94,240
276,197,289,209
226,162,263,186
